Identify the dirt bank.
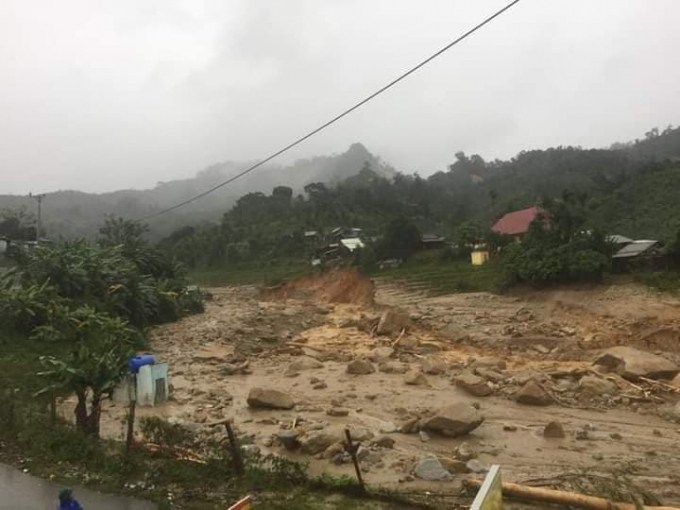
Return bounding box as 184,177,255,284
262,268,376,307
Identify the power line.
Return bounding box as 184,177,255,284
140,0,523,221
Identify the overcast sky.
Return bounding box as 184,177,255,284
1,0,679,194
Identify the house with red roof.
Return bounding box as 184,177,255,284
491,206,542,238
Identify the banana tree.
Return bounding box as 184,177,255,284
36,307,135,437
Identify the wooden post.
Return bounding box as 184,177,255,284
126,376,137,455
344,428,366,493
226,422,244,476
49,393,57,426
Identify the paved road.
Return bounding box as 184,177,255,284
0,464,157,510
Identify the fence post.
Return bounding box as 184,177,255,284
344,429,366,493
225,422,244,475
126,376,137,455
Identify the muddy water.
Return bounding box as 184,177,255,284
0,464,156,510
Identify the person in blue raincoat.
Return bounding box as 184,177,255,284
58,488,83,510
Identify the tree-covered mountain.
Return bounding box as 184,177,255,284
157,125,680,269
2,124,680,256
0,143,394,240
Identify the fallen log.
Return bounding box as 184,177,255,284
465,478,679,510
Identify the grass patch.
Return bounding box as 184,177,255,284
633,270,680,294
373,253,504,295
189,260,310,287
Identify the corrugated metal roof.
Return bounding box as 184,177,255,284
340,238,365,252
612,240,659,259
607,234,634,244
491,206,541,236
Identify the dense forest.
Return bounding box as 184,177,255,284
157,125,680,269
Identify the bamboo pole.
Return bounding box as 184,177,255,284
465,479,679,510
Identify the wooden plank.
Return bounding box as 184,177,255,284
228,495,253,510
471,465,503,510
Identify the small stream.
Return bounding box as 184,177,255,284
0,463,157,510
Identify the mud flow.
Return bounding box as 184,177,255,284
60,269,680,506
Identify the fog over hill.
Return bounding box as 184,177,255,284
0,143,394,239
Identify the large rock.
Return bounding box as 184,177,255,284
300,431,338,455
423,402,485,437
413,454,453,481
377,309,410,336
286,356,323,375
515,380,553,406
404,370,430,386
368,347,395,362
247,388,294,409
379,361,409,374
579,375,617,396
347,359,375,375
439,324,470,343
593,346,679,381
543,421,565,438
277,430,301,450
421,357,448,375
455,371,492,397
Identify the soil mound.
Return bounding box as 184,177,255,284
263,268,376,306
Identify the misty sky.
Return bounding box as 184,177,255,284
1,0,679,195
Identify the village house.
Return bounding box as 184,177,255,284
491,206,541,239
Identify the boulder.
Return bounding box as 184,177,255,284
593,346,679,381
579,376,617,396
421,357,448,375
423,402,485,437
345,427,374,442
413,454,453,481
323,442,345,459
347,359,375,375
286,356,323,375
515,380,553,406
368,346,395,362
438,456,469,474
377,309,410,336
379,361,409,374
543,421,565,438
455,371,492,397
475,367,505,384
300,431,338,455
439,324,470,343
277,430,301,450
404,370,430,386
466,459,489,474
247,388,294,409
373,435,395,449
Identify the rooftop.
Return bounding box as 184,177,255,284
491,206,541,236
612,240,659,259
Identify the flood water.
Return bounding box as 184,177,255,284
0,464,157,510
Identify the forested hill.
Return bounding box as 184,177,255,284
157,125,680,268
2,125,680,247
0,143,394,239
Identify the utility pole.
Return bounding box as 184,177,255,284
29,192,46,242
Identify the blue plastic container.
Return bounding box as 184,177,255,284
129,355,155,374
